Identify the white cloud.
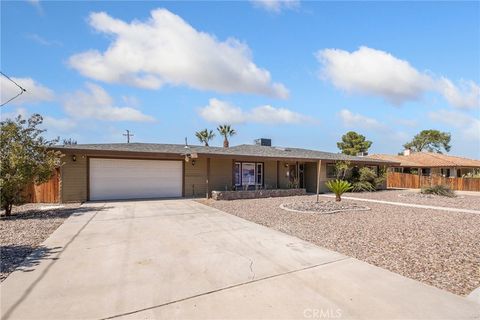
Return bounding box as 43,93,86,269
62,83,154,122
1,107,75,133
338,109,385,131
0,76,54,106
43,116,76,132
198,98,310,124
26,33,62,46
428,109,480,141
198,99,245,124
0,107,29,121
317,46,479,108
69,9,288,99
251,0,300,13
437,78,480,110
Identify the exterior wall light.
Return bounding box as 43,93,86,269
192,159,196,166
72,155,77,162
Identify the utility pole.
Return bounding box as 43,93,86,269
123,130,133,143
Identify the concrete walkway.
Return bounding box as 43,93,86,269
320,194,480,214
1,200,478,319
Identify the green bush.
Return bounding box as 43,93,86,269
351,181,376,192
325,179,352,201
421,185,456,197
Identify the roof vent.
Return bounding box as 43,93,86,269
255,138,272,147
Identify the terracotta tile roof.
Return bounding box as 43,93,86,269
368,152,480,168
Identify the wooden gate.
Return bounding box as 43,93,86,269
23,169,60,203
387,172,480,192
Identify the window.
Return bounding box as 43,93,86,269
242,163,256,186
326,164,336,178
421,168,431,176
235,162,264,187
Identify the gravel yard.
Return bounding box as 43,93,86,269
0,203,81,282
200,195,480,296
342,189,480,210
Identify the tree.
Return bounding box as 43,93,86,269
62,138,77,145
1,114,62,216
403,130,451,153
337,131,372,156
195,129,215,146
217,124,236,148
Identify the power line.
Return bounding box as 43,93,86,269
123,129,134,143
0,71,27,107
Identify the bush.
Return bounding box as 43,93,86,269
325,179,352,201
421,185,456,197
351,181,376,192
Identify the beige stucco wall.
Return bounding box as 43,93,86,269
60,155,88,202
209,158,233,192
184,157,207,198
59,152,387,202
264,160,277,189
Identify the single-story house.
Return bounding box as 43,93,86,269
367,151,480,177
52,139,396,202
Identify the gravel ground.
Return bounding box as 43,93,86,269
200,195,480,296
0,203,81,282
342,189,480,210
282,200,370,214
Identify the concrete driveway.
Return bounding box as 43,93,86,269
1,200,478,319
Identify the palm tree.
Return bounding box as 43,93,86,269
217,124,236,148
195,129,215,146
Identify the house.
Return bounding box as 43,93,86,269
52,139,396,202
367,151,480,177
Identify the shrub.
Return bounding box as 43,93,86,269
351,181,376,192
421,185,456,197
325,179,352,201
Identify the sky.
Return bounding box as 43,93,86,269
1,0,479,158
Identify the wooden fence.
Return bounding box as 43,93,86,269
387,172,480,192
22,169,60,203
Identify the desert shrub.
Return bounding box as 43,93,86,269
325,179,352,201
348,167,377,192
421,185,456,197
351,181,376,192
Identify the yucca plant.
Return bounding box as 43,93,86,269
325,179,352,202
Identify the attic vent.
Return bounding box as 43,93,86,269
255,138,272,146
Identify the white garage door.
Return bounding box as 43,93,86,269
89,158,183,201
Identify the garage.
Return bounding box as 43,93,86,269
89,158,183,201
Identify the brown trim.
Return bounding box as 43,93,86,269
182,160,185,197
86,156,90,201
276,161,279,189
316,160,321,202
206,158,211,198
87,157,185,201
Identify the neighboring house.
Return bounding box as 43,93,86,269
368,151,480,177
52,139,396,202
